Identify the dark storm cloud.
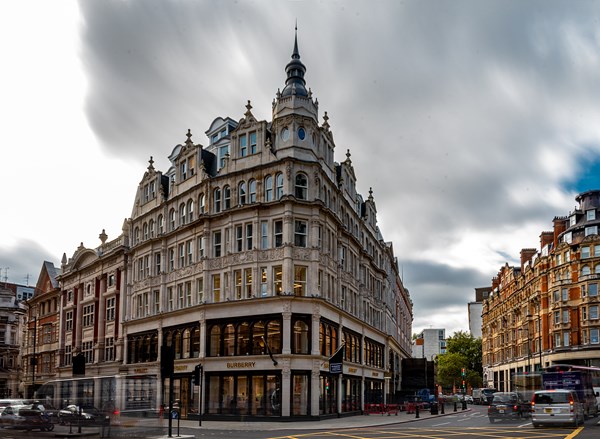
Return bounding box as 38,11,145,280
0,239,57,286
401,260,490,309
75,0,600,332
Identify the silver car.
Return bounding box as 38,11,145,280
531,389,585,428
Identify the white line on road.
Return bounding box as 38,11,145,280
431,422,451,426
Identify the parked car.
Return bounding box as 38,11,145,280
58,405,108,426
465,395,474,404
488,392,529,422
531,389,585,428
0,405,54,431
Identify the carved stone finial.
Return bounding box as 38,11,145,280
322,111,330,130
246,100,252,114
148,156,155,170
346,149,351,162
99,229,108,244
369,187,374,201
186,129,193,145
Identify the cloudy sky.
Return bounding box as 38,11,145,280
2,0,600,337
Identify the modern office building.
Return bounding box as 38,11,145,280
411,328,446,360
482,190,600,390
27,32,413,420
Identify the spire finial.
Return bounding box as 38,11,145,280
186,129,193,145
148,156,154,170
293,20,299,59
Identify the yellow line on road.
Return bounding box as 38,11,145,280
564,427,583,439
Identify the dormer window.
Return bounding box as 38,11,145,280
588,210,596,221
586,226,598,237
180,161,187,180
570,215,577,227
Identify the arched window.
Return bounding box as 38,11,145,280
275,173,284,200
209,325,221,357
143,223,148,240
295,173,308,200
252,321,265,355
157,215,164,234
214,188,221,213
596,264,600,274
199,193,205,214
292,319,310,354
134,227,140,245
237,322,250,356
223,185,231,209
174,330,182,359
182,328,191,359
149,219,155,238
267,320,281,353
191,327,200,358
187,199,194,222
179,203,186,226
224,324,235,356
169,209,176,231
239,181,247,205
582,265,591,276
249,179,257,203
264,175,273,202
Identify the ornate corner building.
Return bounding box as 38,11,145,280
25,32,414,420
482,190,600,391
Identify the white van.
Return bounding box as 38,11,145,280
531,389,584,428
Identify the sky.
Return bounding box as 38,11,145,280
2,0,600,338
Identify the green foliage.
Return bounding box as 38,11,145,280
436,331,483,389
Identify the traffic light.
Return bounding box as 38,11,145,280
193,364,202,385
325,381,329,391
461,367,465,377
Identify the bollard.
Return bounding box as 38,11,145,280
462,400,467,410
453,401,457,412
440,402,445,414
415,404,420,418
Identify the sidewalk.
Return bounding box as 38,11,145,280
162,404,470,432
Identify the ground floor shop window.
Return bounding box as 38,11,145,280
206,373,281,416
342,376,361,412
291,373,310,415
162,375,197,418
364,379,383,404
319,374,338,415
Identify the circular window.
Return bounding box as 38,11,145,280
281,127,290,141
298,127,306,140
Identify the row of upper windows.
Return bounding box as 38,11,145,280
562,225,599,244
570,209,597,226
133,173,309,244
135,218,309,281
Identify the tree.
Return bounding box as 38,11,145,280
436,352,467,388
446,331,482,375
436,331,483,391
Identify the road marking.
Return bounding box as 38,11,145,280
565,426,584,439
431,422,450,426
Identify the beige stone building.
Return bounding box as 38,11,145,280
27,33,413,421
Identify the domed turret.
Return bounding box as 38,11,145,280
281,28,308,97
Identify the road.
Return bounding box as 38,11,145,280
1,404,598,439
